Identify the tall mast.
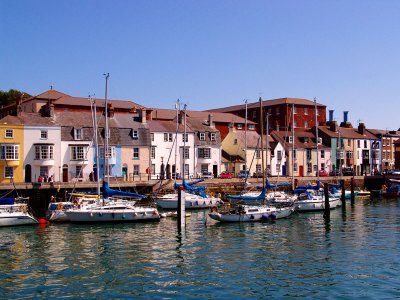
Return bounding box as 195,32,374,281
175,99,180,181
315,97,319,181
103,73,110,182
259,97,265,190
244,99,248,172
90,95,101,197
292,103,295,189
266,111,269,177
182,104,187,180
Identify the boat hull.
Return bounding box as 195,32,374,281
208,205,293,222
156,192,221,209
0,212,38,226
65,207,160,223
295,198,341,212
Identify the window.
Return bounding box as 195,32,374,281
276,107,280,115
40,130,48,139
199,132,206,141
133,147,139,159
338,150,344,159
99,146,115,159
256,164,262,172
40,166,48,177
321,163,325,170
307,163,312,173
256,149,261,159
183,148,190,159
346,151,353,159
74,128,83,140
364,140,367,148
317,137,322,144
304,108,308,115
320,150,325,159
357,140,360,148
201,164,208,173
304,121,308,128
1,145,19,160
164,133,173,142
35,145,54,160
294,162,298,172
182,133,188,143
151,146,155,159
210,133,216,141
276,164,281,173
293,120,297,128
288,136,293,143
150,133,154,142
252,111,257,119
132,130,139,139
75,166,83,178
237,124,243,130
133,165,139,175
151,164,156,175
313,165,317,172
5,129,13,138
71,146,87,160
248,124,255,130
277,150,282,161
347,139,351,147
4,166,13,178
198,148,211,159
293,107,297,114
307,149,312,160
293,149,297,159
184,164,189,176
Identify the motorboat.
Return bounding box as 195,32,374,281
155,191,222,209
0,197,38,227
294,190,341,212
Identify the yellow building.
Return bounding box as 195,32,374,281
0,123,24,183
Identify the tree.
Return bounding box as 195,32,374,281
0,89,31,107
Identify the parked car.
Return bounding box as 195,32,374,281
342,167,354,176
219,171,233,179
329,169,341,176
318,169,329,177
252,171,263,178
238,170,251,178
386,169,400,175
201,171,214,179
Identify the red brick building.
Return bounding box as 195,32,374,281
207,97,327,134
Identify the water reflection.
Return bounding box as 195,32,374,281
0,198,400,298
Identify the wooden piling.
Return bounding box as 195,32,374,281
350,177,355,205
324,182,330,219
341,179,346,209
177,186,185,231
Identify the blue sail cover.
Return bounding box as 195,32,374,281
181,180,207,198
266,180,290,190
174,178,205,189
329,182,342,194
102,182,146,199
0,198,15,205
294,181,321,194
226,188,266,202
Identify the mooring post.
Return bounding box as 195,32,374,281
341,179,346,209
350,177,355,205
324,182,330,219
177,186,185,232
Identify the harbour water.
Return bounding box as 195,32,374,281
1,197,400,299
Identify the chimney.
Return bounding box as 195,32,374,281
343,111,348,123
340,111,353,128
208,114,214,127
146,109,152,121
329,110,334,122
358,122,366,135
49,102,55,118
140,108,147,124
330,120,338,132
16,93,23,116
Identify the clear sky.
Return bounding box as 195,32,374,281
1,0,399,130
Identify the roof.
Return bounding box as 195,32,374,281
150,108,256,124
319,125,378,140
208,97,326,113
271,130,329,150
0,113,57,126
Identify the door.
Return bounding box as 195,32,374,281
25,164,32,182
62,165,68,182
213,165,218,178
299,165,304,177
282,165,286,176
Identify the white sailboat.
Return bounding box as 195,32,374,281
209,97,294,222
65,74,160,223
0,197,38,227
154,101,222,209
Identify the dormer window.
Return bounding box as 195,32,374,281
304,137,309,143
248,124,255,130
74,128,83,140
210,133,216,141
40,130,48,139
132,130,139,139
237,124,243,130
5,129,13,138
318,137,322,144
199,132,206,141
304,108,308,115
288,136,293,143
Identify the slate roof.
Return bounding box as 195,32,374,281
319,126,378,140
271,130,329,150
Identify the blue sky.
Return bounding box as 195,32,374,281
1,0,399,130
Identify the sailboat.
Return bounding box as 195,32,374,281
0,196,38,226
65,74,160,223
154,101,222,209
293,98,341,212
209,98,294,222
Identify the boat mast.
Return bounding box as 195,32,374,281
315,97,320,181
266,110,269,178
244,99,248,173
183,104,187,180
259,97,265,190
90,95,101,198
292,103,295,189
175,99,180,182
103,73,109,206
